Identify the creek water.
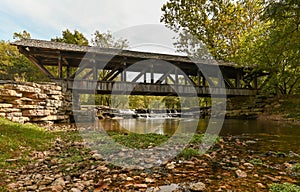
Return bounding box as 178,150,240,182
93,118,300,154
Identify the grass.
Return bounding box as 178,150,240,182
0,118,55,169
110,132,169,149
177,148,199,160
291,163,300,173
249,158,264,166
269,183,300,192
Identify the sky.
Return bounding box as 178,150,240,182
0,0,181,54
0,0,169,40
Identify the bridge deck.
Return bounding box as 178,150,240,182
68,80,257,97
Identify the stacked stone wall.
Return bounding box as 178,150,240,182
0,81,72,124
225,95,276,119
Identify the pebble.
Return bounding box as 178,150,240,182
134,184,148,188
3,132,297,191
189,182,206,191
235,169,247,178
70,188,81,192
257,183,266,188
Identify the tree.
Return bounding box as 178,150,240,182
51,29,89,45
91,30,129,49
0,31,48,82
235,0,300,94
161,0,262,61
13,30,31,40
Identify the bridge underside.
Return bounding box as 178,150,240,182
12,39,265,97
69,81,257,97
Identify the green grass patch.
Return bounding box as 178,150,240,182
291,163,300,173
249,158,264,166
177,147,199,160
0,118,54,169
110,132,169,149
269,182,300,192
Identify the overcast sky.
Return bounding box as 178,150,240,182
0,0,171,40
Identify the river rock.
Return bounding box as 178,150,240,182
70,188,81,192
166,162,176,169
52,177,65,186
92,153,103,160
134,184,147,188
257,183,266,188
189,182,206,191
235,169,247,178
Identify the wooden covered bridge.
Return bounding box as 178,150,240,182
12,39,264,97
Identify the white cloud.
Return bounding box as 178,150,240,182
0,0,168,41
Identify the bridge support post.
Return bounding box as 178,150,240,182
236,72,241,88
73,91,81,110
93,66,98,80
151,64,154,84
58,54,63,79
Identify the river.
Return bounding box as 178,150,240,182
93,118,300,154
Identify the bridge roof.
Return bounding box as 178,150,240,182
12,39,242,79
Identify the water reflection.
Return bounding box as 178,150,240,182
94,118,300,153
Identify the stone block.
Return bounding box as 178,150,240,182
23,109,51,117
11,84,41,94
18,105,44,109
0,108,21,113
6,112,23,117
50,95,64,100
0,89,22,97
10,117,30,123
24,93,48,99
0,103,13,108
31,115,69,121
47,90,62,95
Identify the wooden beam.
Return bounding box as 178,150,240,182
151,64,154,84
80,69,93,80
19,48,55,79
93,66,98,81
132,70,146,83
70,61,94,79
63,58,71,78
58,54,63,79
168,75,175,84
108,69,123,81
155,69,173,84
235,71,241,88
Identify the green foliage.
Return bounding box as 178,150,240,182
177,147,199,160
13,30,31,40
161,0,262,60
91,30,129,48
0,40,48,82
269,182,300,192
51,29,89,45
161,0,299,95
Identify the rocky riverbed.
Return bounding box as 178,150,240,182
2,125,300,191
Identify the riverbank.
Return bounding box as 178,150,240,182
259,94,300,124
0,118,299,191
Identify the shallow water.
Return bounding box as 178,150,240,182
85,118,300,154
